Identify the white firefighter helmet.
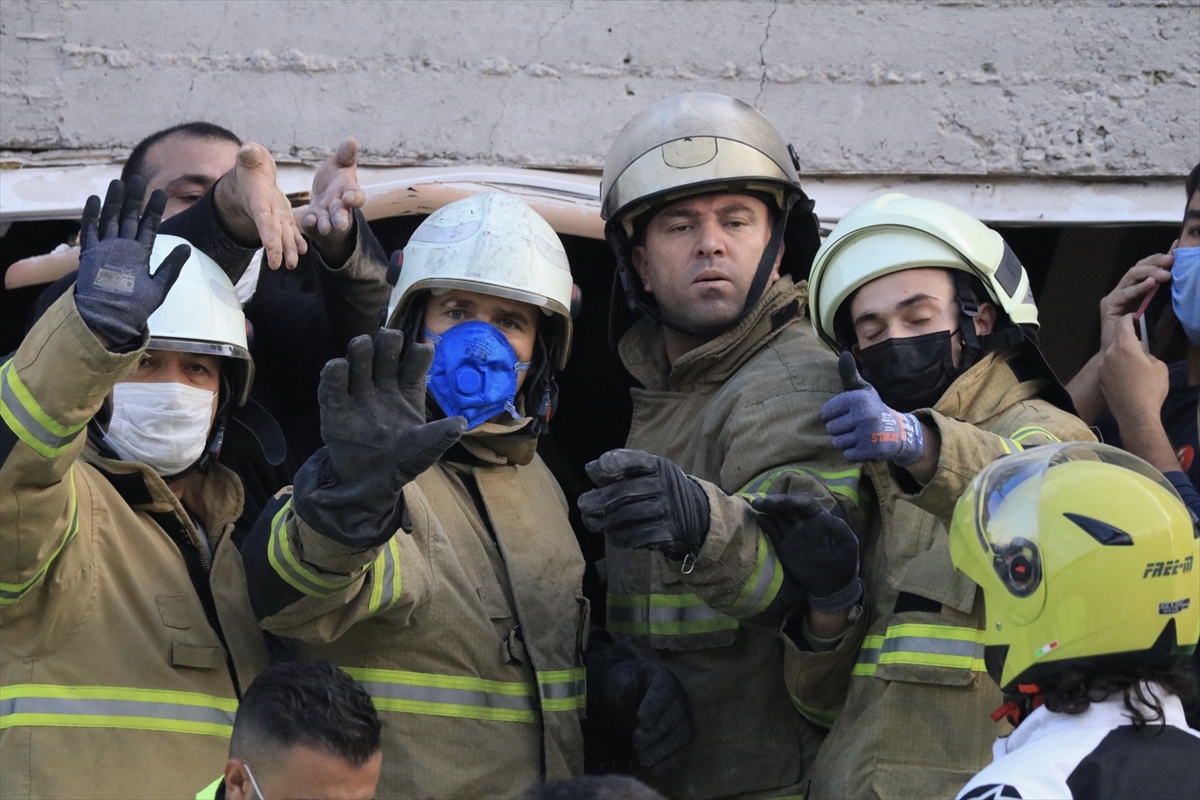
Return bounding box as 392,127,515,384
384,191,576,370
146,234,254,405
808,193,1039,353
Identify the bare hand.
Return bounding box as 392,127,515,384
1098,244,1176,350
1099,314,1170,428
302,138,365,252
213,142,308,270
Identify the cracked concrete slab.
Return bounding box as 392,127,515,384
1,0,1196,178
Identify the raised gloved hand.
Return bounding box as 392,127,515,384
74,178,191,350
577,449,710,560
293,329,467,547
821,352,925,467
605,658,694,774
751,493,862,613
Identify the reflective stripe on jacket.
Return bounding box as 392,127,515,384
807,348,1097,800
606,277,867,800
1,291,267,799
237,421,587,800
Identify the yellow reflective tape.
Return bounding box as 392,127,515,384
267,500,357,598
607,593,711,609
852,663,877,677
341,667,533,696
861,635,885,649
536,668,585,684
788,694,839,729
0,713,232,738
368,698,537,723
883,623,981,642
0,684,238,711
1,359,88,440
1010,426,1060,443
729,534,784,618
366,538,403,616
877,652,987,671
0,470,79,604
738,465,863,508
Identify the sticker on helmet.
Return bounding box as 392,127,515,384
1033,640,1059,659
1143,556,1194,578
1159,598,1191,615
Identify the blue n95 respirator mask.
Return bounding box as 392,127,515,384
424,321,531,429
1171,246,1200,346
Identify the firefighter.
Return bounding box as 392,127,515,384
236,192,589,799
803,193,1096,798
949,442,1199,799
0,180,268,798
578,92,867,800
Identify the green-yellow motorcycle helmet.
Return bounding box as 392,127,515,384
949,442,1199,692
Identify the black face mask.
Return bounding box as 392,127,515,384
857,329,962,413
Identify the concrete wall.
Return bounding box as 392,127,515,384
1,0,1197,177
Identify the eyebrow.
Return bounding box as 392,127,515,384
853,293,942,326
1185,209,1200,221
164,174,219,191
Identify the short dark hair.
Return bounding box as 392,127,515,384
120,121,241,184
230,660,381,767
1186,162,1200,207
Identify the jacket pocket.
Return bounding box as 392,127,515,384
156,593,191,629
872,761,979,800
171,642,225,669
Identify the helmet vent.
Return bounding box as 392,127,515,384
1064,512,1134,546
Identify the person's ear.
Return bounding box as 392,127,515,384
223,760,252,800
631,245,654,294
769,241,785,283
974,301,997,337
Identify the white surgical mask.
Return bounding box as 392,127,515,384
103,381,215,477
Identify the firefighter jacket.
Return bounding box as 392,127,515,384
237,419,588,800
806,348,1096,800
0,291,269,799
606,276,868,800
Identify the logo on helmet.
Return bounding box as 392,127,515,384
1143,556,1194,578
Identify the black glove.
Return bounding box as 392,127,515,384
751,493,863,613
293,330,467,547
74,178,191,350
577,449,710,559
605,658,693,774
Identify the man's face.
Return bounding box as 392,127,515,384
1180,190,1200,248
631,193,781,331
140,134,240,219
849,267,994,367
116,349,222,425
225,747,382,800
421,289,540,392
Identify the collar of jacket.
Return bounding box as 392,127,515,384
932,347,1050,423
457,415,538,467
618,275,807,392
82,447,245,547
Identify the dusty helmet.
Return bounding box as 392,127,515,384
600,92,820,338
948,442,1199,692
385,191,576,370
808,193,1038,354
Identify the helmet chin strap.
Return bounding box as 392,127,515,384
622,194,798,340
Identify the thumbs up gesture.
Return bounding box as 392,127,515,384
820,352,926,467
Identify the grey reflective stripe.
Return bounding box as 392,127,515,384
267,504,356,598
728,539,779,616
373,541,399,613
857,642,882,666
881,635,983,660
0,361,84,456
0,696,235,728
606,603,731,625
539,677,587,701
356,680,535,713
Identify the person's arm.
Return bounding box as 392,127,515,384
160,142,307,278
239,331,465,639
1067,251,1176,424
1099,314,1179,474
2,181,187,610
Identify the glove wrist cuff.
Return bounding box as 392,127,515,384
809,577,863,614
890,412,926,467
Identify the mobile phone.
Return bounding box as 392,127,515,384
1132,284,1158,353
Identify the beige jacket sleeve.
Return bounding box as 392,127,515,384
0,290,141,612
911,401,1097,522
244,484,435,642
